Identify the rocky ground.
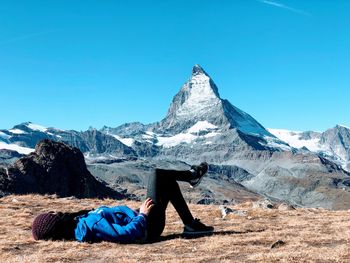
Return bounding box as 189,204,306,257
86,159,262,205
1,194,349,263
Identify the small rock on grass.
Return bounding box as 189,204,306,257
271,240,285,249
252,199,275,209
277,203,295,211
219,205,246,218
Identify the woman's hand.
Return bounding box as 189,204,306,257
139,198,154,216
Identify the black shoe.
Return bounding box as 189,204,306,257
189,162,208,188
183,218,214,235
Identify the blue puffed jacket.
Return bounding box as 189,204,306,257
74,206,147,243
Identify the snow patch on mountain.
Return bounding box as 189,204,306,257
110,135,134,147
204,132,220,138
268,128,321,152
188,121,217,133
0,132,11,139
156,121,220,148
0,141,34,154
262,135,292,151
142,131,155,139
9,129,26,134
27,123,47,132
156,131,220,148
157,133,197,148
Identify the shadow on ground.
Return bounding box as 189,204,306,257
155,228,266,242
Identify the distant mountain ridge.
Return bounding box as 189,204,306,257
0,124,136,157
1,65,350,209
268,125,350,171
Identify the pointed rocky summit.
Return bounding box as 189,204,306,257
192,64,208,76
158,65,271,137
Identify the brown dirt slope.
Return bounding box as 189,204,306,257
0,195,350,263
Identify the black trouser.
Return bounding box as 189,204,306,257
145,168,194,241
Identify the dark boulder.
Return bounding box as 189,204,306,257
0,139,124,199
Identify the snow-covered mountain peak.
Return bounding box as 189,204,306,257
26,122,47,132
7,122,48,135
192,64,208,76
157,65,272,138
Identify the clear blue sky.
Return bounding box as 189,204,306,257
1,0,349,132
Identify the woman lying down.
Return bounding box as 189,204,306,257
32,162,213,243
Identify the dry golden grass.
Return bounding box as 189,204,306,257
1,195,350,263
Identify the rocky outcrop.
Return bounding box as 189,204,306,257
0,139,124,199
